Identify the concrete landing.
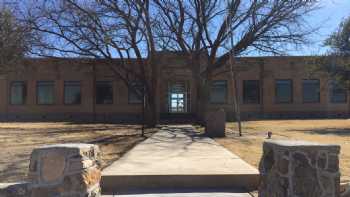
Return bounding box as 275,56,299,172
103,192,251,196
102,125,259,194
102,189,252,196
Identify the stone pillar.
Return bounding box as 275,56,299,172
0,183,30,197
259,140,341,197
341,183,350,197
205,109,226,137
28,144,101,197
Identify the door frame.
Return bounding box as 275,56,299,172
168,81,189,113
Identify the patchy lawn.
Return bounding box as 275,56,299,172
215,119,350,183
0,122,156,182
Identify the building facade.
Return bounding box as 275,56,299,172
0,54,349,122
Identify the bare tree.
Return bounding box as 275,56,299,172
153,0,319,133
22,0,320,130
24,0,159,128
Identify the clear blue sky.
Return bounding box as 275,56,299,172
298,0,350,55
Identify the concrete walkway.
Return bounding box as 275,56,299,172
101,125,259,194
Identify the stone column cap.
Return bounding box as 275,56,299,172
30,143,100,165
0,182,28,188
264,140,340,153
31,143,98,154
37,143,96,149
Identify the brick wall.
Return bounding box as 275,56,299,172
0,56,348,121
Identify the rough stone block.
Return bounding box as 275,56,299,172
259,140,341,197
342,183,350,197
0,182,30,197
28,143,101,197
205,109,226,137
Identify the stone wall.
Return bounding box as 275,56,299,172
0,143,101,197
0,183,30,197
1,56,350,122
341,184,350,197
259,140,341,197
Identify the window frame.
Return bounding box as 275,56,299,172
209,80,228,104
128,82,144,104
275,79,293,104
64,81,82,105
36,81,55,105
95,81,114,105
243,80,260,104
302,79,320,103
9,81,27,105
329,81,348,104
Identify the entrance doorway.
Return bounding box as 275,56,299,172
168,82,188,113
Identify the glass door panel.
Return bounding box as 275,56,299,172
168,82,187,113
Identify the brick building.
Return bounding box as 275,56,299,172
0,54,348,122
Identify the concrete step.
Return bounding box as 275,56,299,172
101,125,259,194
102,188,252,196
101,174,258,194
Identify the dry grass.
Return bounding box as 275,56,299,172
215,119,350,183
0,122,155,182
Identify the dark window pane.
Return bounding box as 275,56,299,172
64,81,81,104
96,81,113,104
37,81,55,105
128,82,144,104
10,81,26,105
210,80,227,103
275,80,293,103
330,81,347,103
303,79,320,103
243,80,260,104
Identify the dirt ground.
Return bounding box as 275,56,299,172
0,122,155,182
215,119,350,183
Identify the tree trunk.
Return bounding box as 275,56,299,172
231,71,242,136
193,64,204,122
144,94,157,128
195,73,211,125
144,56,159,128
192,54,210,124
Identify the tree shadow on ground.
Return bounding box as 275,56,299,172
0,125,143,140
0,131,155,182
0,124,156,183
293,128,350,136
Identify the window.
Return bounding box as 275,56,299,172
169,82,187,113
37,81,55,105
128,82,144,104
209,80,227,103
275,80,293,103
243,80,260,104
64,81,81,105
96,81,113,104
10,81,26,105
330,81,347,103
170,93,185,112
303,79,320,103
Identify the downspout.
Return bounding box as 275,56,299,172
259,60,265,116
5,78,8,120
348,90,350,117
92,63,96,122
142,87,146,136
